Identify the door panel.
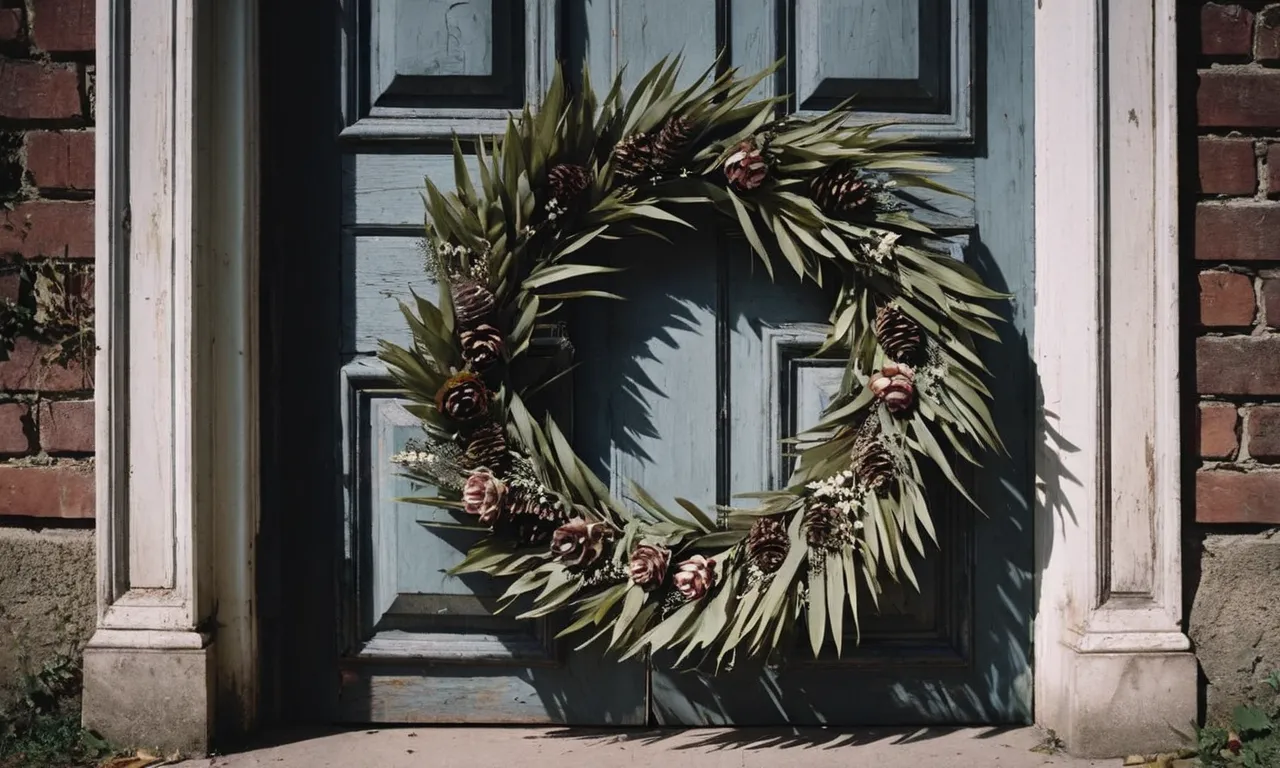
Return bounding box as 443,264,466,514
329,0,1033,725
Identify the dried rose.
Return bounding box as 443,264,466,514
627,543,670,590
435,371,490,422
724,139,768,191
550,517,613,568
869,362,916,414
673,554,716,600
1227,731,1242,755
461,469,506,525
460,324,503,370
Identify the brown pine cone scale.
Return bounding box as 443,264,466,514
746,515,790,574
874,303,922,362
811,164,874,218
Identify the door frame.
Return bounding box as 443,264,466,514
83,0,1193,757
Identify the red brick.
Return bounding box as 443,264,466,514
1259,5,1280,61
1196,470,1280,524
1196,204,1280,261
30,0,94,53
1264,276,1280,327
24,131,93,191
1200,403,1240,459
1202,4,1255,55
0,403,30,455
1247,405,1280,461
0,270,20,303
1199,70,1280,128
0,8,23,43
0,202,94,260
37,399,92,454
0,60,80,120
1199,271,1256,326
0,337,88,392
1269,142,1280,194
1199,137,1256,195
0,464,93,519
1197,335,1280,395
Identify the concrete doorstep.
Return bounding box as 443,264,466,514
173,726,1139,767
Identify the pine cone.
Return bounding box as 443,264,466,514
461,422,508,473
452,280,496,330
501,484,567,545
874,303,921,362
507,486,565,522
548,163,591,203
651,115,696,171
803,504,842,550
852,436,895,491
435,372,490,423
724,139,768,191
746,515,790,574
460,323,504,371
811,164,874,218
612,133,655,181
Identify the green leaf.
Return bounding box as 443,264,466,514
522,264,625,291
1234,705,1274,736
807,557,827,657
727,189,774,280
826,550,846,656
673,497,717,533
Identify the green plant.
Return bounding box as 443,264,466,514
1197,671,1280,768
0,655,113,768
0,259,95,372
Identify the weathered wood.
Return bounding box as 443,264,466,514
794,0,974,139
332,0,1031,726
343,153,977,230
343,0,555,138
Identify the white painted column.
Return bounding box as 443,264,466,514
84,0,259,752
1033,0,1195,757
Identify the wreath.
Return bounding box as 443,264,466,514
378,58,1006,669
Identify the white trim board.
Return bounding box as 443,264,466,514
1032,0,1194,756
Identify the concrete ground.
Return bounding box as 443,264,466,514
179,726,1132,767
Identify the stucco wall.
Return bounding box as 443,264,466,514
1190,1,1280,723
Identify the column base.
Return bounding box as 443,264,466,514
1056,647,1198,758
81,630,214,755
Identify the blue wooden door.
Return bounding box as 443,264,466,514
334,0,1032,725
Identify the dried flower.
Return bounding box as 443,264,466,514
673,554,716,600
460,324,504,370
869,362,916,414
724,139,768,191
628,543,670,590
461,469,506,525
435,371,490,422
550,518,612,568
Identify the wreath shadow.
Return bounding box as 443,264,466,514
515,221,1043,729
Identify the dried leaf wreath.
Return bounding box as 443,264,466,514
378,58,1007,669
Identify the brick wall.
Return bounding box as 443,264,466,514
1194,2,1280,525
0,0,95,522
